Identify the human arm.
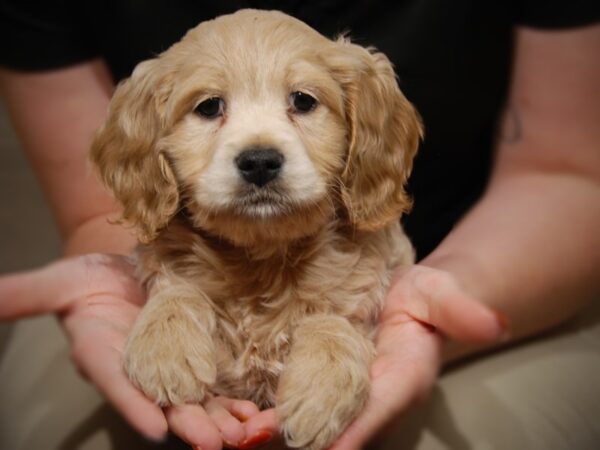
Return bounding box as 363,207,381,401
0,60,132,255
327,23,600,449
430,23,600,361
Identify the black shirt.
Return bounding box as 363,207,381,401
1,0,599,259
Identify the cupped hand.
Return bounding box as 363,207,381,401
0,254,268,450
329,264,507,449
243,264,507,450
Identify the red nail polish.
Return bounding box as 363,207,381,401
239,430,273,450
494,310,511,341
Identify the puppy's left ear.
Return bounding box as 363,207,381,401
328,39,423,231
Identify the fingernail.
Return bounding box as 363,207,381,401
239,430,273,450
231,411,251,422
144,433,168,444
494,310,511,342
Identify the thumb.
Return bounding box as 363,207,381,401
386,266,508,344
0,261,75,319
0,254,141,320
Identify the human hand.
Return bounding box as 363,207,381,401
231,264,507,450
327,264,507,449
0,254,270,450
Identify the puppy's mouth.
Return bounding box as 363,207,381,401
232,185,295,218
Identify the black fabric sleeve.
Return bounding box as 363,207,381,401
513,0,600,29
0,0,97,71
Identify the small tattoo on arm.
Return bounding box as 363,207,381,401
500,105,522,144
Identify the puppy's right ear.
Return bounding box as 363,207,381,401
90,59,179,242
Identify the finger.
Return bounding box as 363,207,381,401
0,254,143,319
242,408,279,449
204,397,246,447
72,334,168,441
387,268,506,343
211,396,261,422
165,404,223,450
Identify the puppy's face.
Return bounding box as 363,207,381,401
160,19,348,241
177,74,343,221
91,10,422,246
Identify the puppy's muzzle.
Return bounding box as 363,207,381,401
235,148,284,187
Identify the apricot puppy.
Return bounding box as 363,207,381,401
91,9,422,450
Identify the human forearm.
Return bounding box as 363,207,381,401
424,170,600,362
0,62,137,256
63,211,136,256
0,61,118,241
425,24,600,363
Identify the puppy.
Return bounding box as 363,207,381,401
91,9,422,450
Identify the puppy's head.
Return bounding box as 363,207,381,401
91,9,422,246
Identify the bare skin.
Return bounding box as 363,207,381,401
1,24,599,450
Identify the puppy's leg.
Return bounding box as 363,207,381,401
277,315,374,450
123,278,217,406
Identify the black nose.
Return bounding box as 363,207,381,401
235,148,284,187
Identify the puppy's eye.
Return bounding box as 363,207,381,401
290,91,317,113
195,97,224,118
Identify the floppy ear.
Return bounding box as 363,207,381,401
90,59,179,242
328,39,423,231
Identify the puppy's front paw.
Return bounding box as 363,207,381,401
277,364,369,450
123,313,216,406
276,316,374,449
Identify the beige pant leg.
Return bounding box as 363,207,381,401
0,317,185,450
379,299,600,450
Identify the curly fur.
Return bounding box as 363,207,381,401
90,9,422,450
